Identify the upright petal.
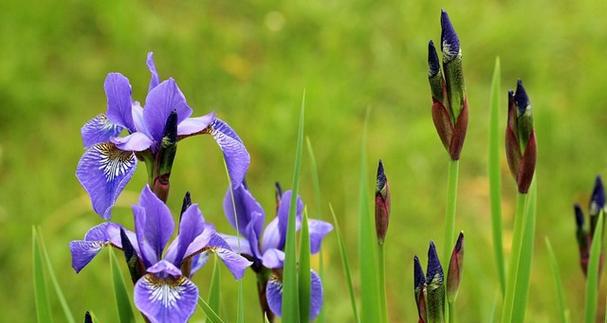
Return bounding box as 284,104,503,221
134,261,198,323
169,204,206,267
261,248,285,269
177,112,216,137
131,101,150,136
111,132,153,152
223,184,265,239
261,217,281,252
104,73,135,131
76,143,137,219
277,190,304,249
146,52,160,91
81,114,122,148
134,186,175,265
143,78,192,143
209,119,250,188
308,219,333,254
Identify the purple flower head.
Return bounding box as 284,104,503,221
590,176,605,217
426,241,444,285
77,52,250,219
427,40,440,78
413,255,427,322
221,182,333,320
71,185,252,323
440,9,460,62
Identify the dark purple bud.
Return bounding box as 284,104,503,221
426,241,444,283
274,181,283,213
120,228,144,284
84,311,92,323
162,110,179,146
426,241,445,322
414,255,427,322
440,9,460,62
514,80,530,115
574,203,590,275
375,160,391,245
154,110,179,201
178,191,192,227
447,232,464,302
590,176,605,217
575,204,585,228
428,40,440,78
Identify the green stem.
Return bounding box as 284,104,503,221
448,301,455,323
444,159,460,261
501,193,528,323
378,245,388,323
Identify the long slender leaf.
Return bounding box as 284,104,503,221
443,159,460,261
330,204,360,322
358,111,382,323
584,212,604,323
282,91,306,322
488,57,506,295
299,208,312,322
198,296,226,323
545,237,570,323
33,227,53,323
207,255,222,322
109,248,135,323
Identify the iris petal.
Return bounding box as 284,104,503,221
81,114,122,148
308,219,333,254
209,119,250,189
146,52,160,91
111,132,153,152
223,184,265,241
104,73,135,131
76,143,137,219
265,270,324,320
69,240,105,273
276,190,304,249
177,113,215,137
143,78,192,143
133,186,175,266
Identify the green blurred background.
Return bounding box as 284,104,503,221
2,0,607,321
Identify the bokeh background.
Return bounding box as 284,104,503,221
2,0,607,321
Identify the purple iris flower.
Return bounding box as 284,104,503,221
77,52,250,219
70,185,252,323
220,182,333,320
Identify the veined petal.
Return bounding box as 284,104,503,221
104,73,135,131
211,246,252,279
177,112,215,137
261,248,284,269
143,78,192,143
189,252,211,276
223,183,265,240
209,118,250,188
309,270,324,320
133,186,175,266
266,270,323,319
70,222,124,272
76,143,137,219
217,234,253,256
308,219,333,254
81,114,122,148
146,52,160,91
277,190,304,249
134,262,198,323
266,273,283,317
111,132,153,152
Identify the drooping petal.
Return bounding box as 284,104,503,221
104,73,135,131
277,190,304,249
200,233,252,279
146,52,160,91
309,270,324,320
134,261,198,323
81,114,122,148
308,219,333,254
265,269,323,319
133,186,175,266
224,183,265,240
266,274,283,317
76,143,137,219
261,248,284,269
111,132,153,152
143,78,192,143
177,113,216,137
218,234,253,256
209,118,250,188
70,222,124,272
189,252,210,276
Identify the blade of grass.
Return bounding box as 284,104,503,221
584,212,604,323
545,237,570,323
358,110,382,323
37,229,76,323
330,203,360,322
488,57,506,295
282,91,306,323
299,208,312,322
108,248,135,323
512,181,537,322
198,296,226,323
33,227,53,323
207,255,222,322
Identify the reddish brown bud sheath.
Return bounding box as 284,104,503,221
375,160,390,245
447,231,464,302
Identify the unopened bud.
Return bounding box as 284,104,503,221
446,232,464,302
375,160,390,245
426,241,445,322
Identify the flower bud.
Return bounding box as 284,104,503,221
426,241,445,323
375,160,391,245
154,110,179,201
84,311,93,323
589,176,605,237
446,232,464,302
414,255,427,323
120,227,144,284
505,80,536,193
574,204,590,275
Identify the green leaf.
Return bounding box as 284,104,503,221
545,237,570,323
37,228,76,323
236,283,245,323
488,57,506,295
198,296,226,323
358,110,382,323
282,91,306,323
206,255,222,322
584,212,604,323
109,248,135,323
443,159,460,262
299,208,312,322
33,227,53,323
330,203,360,322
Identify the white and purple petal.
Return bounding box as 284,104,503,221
81,114,122,148
261,248,284,269
261,217,281,252
110,132,153,152
143,78,192,143
104,73,135,131
76,143,137,219
134,261,198,323
209,119,250,189
218,234,253,256
308,219,333,254
177,112,215,137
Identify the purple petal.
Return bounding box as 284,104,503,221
209,119,250,188
265,270,323,320
70,240,106,273
110,132,153,152
143,78,192,143
308,219,333,254
81,114,122,148
261,248,284,269
277,190,304,249
131,101,150,135
223,183,265,240
177,113,215,136
212,247,252,279
218,234,253,256
309,270,324,320
182,225,216,260
76,143,137,219
170,204,206,266
266,274,283,317
261,217,280,252
104,73,135,131
133,186,175,266
134,262,198,323
146,52,160,91
189,252,211,276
